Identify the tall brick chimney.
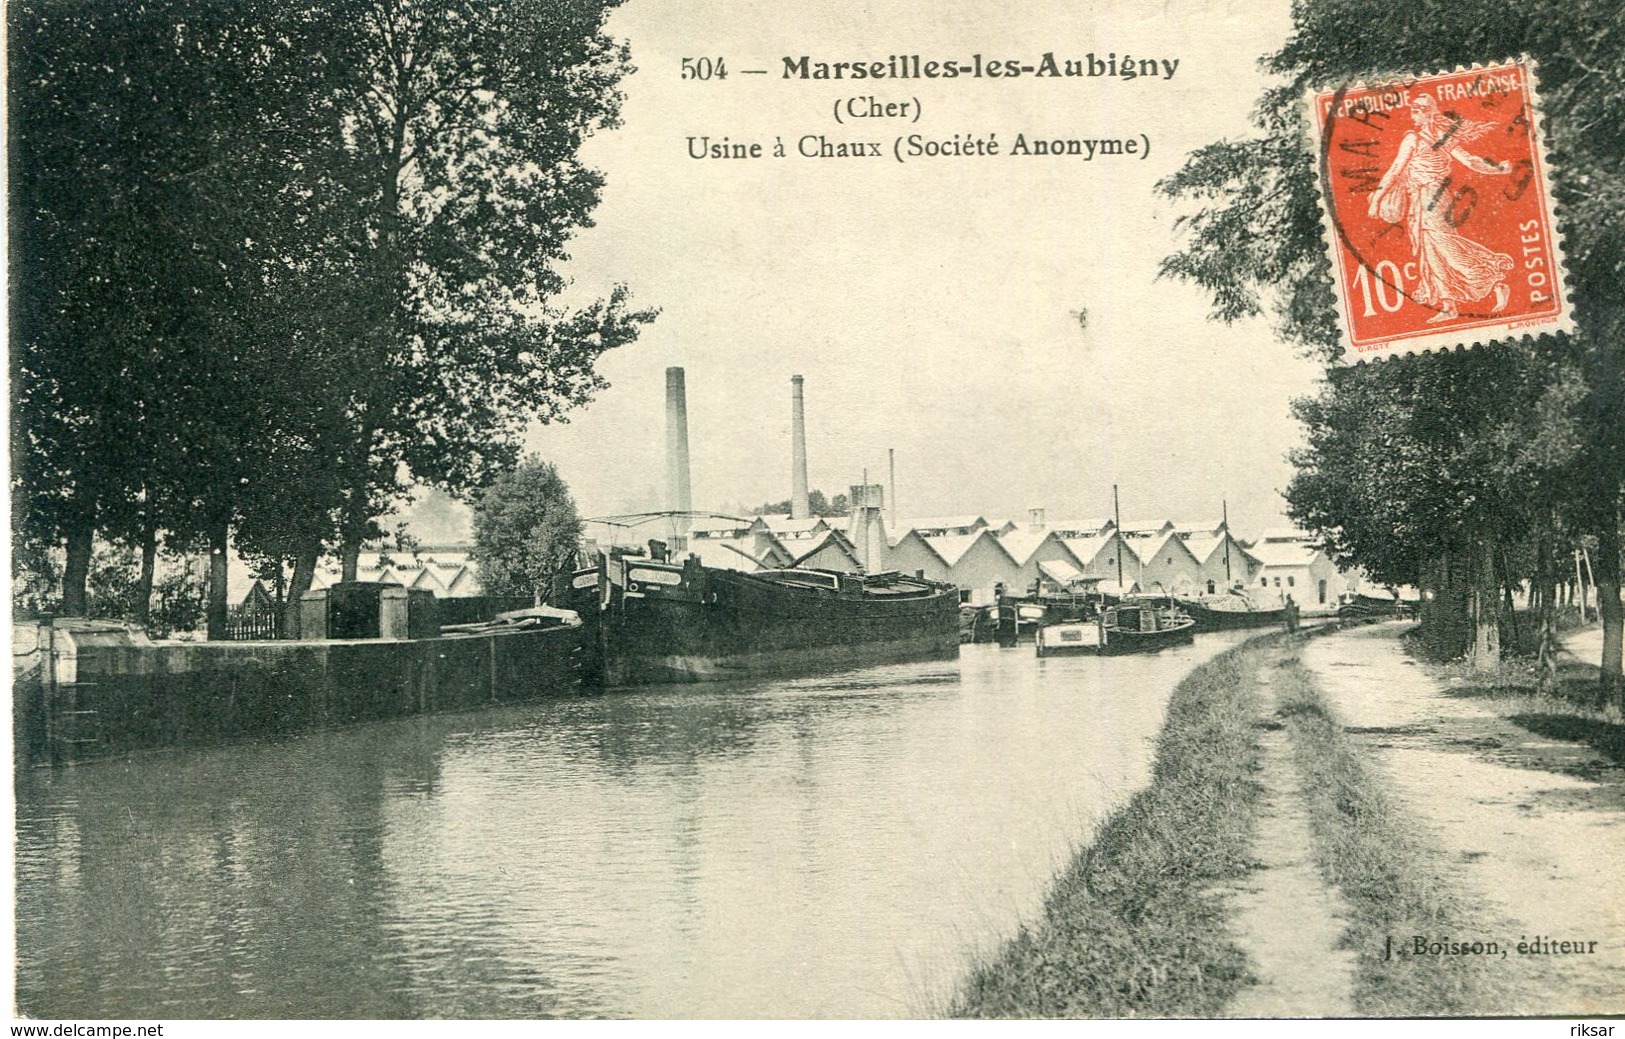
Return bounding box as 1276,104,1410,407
665,367,692,536
790,375,810,520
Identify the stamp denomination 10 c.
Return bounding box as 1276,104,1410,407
1308,57,1572,362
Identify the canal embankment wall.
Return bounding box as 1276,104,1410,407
13,620,583,765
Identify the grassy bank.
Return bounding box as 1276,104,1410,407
952,637,1274,1018
954,624,1579,1018
1425,645,1624,730
1271,655,1508,1015
1404,627,1624,783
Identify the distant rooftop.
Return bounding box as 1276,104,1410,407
901,515,987,534
1118,518,1173,535
1248,541,1321,567
1042,518,1115,537
753,514,830,536
996,529,1060,566
1257,526,1316,544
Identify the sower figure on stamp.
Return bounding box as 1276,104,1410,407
1368,94,1514,324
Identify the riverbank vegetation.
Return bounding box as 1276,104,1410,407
952,638,1271,1017
1418,630,1625,765
953,627,1563,1018
1160,0,1624,698
11,0,653,637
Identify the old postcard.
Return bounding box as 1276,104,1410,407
9,0,1622,1028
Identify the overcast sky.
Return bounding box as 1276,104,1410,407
411,0,1324,541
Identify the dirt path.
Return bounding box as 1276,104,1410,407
1564,624,1604,668
1220,655,1357,1018
1300,622,1625,1014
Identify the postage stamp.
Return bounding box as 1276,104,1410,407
1307,57,1572,362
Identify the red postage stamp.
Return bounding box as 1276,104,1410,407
1308,58,1571,362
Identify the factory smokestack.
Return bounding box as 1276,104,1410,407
665,367,692,535
790,375,810,520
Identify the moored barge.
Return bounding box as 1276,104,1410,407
1175,592,1289,632
1036,600,1196,657
562,553,961,686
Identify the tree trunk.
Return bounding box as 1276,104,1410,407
340,533,361,583
1535,536,1559,693
1575,549,1590,620
1469,538,1500,670
206,519,229,641
1596,522,1623,703
285,543,319,639
271,561,287,637
60,520,94,616
339,477,371,582
1501,557,1518,652
136,524,157,627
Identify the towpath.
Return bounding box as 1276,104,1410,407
1218,647,1357,1017
1298,622,1625,1014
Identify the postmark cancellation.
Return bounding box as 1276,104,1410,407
1308,57,1572,362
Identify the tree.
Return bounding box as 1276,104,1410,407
470,457,582,602
9,0,654,635
1159,0,1624,690
304,0,653,582
9,0,230,614
1286,348,1587,666
749,489,850,517
220,0,652,627
10,0,363,630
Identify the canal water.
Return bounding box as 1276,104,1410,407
16,634,1251,1019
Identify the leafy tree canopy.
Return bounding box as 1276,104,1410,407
750,490,850,517
8,0,654,622
1159,0,1624,679
470,457,582,600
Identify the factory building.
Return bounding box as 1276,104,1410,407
783,528,864,572
685,527,796,572
887,528,1021,604
1122,531,1206,596
1180,530,1260,594
995,528,1090,596
660,372,1368,608
1248,538,1347,607
1055,530,1141,596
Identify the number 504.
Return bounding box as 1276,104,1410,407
682,57,728,80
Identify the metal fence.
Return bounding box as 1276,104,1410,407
222,606,283,641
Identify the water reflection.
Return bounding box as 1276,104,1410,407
16,634,1250,1018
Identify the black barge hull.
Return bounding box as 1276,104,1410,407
565,557,961,686
1176,599,1289,632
